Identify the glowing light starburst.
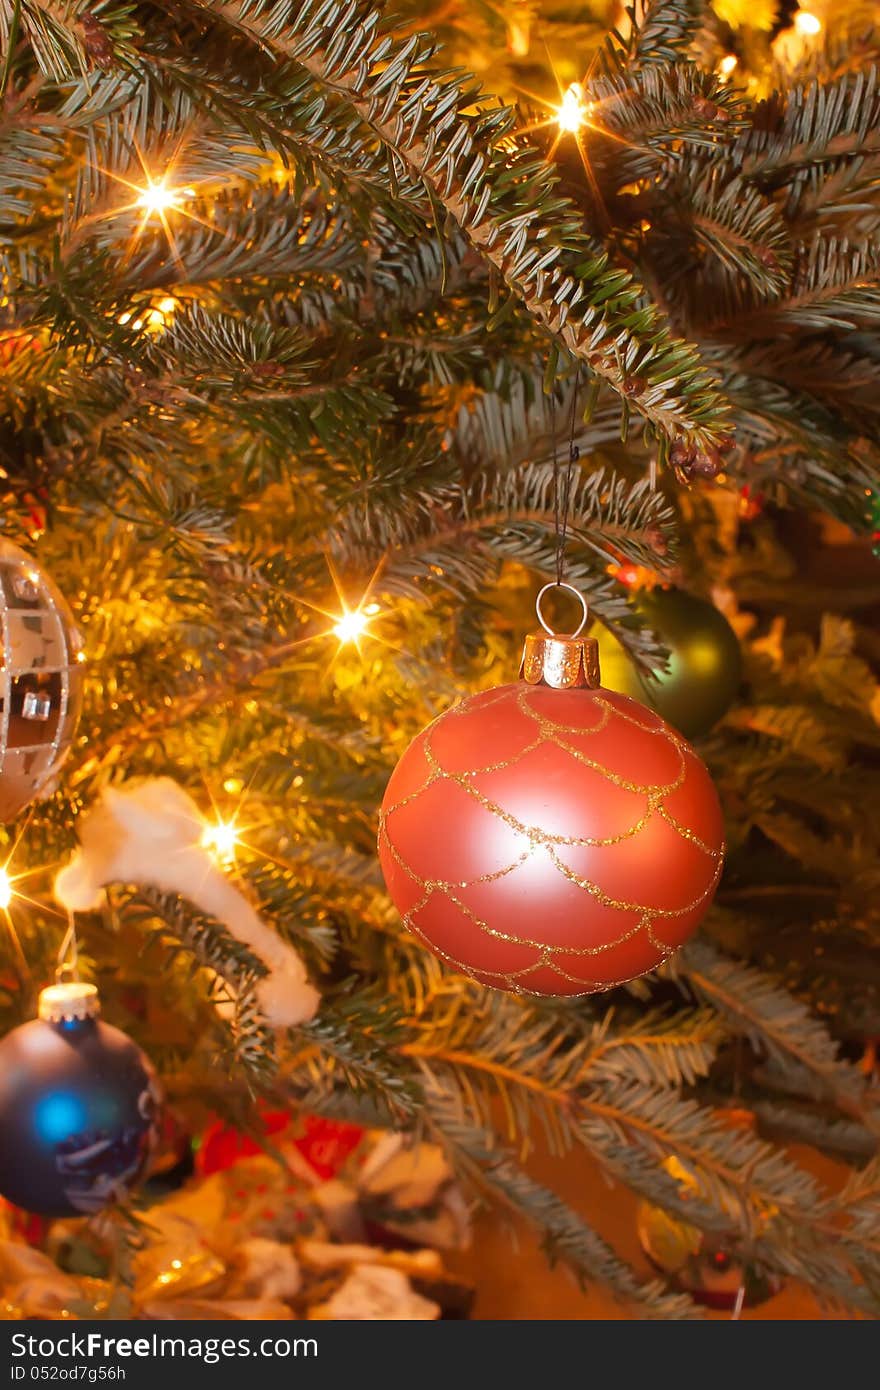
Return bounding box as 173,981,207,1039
0,852,55,916
89,139,215,274
556,82,592,135
201,818,241,864
136,178,183,216
240,555,392,672
0,836,69,980
295,554,387,660
515,53,637,224
333,609,369,643
333,601,380,646
197,773,274,871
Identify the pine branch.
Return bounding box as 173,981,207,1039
405,996,724,1189
142,32,434,227
588,60,748,164
424,1095,701,1318
120,886,277,1085
0,71,135,235
449,367,624,470
740,70,880,183
678,163,793,300
2,0,92,79
585,1008,723,1089
729,340,880,433
788,149,880,238
582,1079,825,1219
117,185,362,292
188,0,729,444
620,0,703,68
722,236,880,333
682,937,876,1125
288,992,423,1125
754,1099,878,1163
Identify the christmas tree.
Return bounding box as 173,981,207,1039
0,0,879,1319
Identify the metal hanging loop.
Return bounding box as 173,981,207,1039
55,909,79,984
40,908,100,1023
535,581,589,638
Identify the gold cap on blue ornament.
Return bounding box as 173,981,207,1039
38,980,100,1024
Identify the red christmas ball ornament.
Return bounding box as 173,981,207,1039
378,584,724,996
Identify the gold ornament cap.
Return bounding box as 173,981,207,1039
38,980,100,1024
519,582,601,690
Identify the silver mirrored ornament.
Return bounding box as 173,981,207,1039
0,538,84,821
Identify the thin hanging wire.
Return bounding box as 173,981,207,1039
551,365,582,586
56,909,79,982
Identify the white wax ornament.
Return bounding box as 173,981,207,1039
54,777,319,1028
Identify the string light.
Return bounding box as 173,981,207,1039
269,158,291,186
136,178,186,216
118,296,178,334
201,819,239,863
0,868,12,910
718,54,738,78
144,297,178,330
333,608,371,643
94,150,213,271
316,553,385,654
793,10,821,35
556,82,591,135
774,9,822,65
508,20,530,58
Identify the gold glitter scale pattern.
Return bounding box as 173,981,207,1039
378,682,724,997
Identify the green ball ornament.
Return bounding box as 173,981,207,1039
595,589,742,739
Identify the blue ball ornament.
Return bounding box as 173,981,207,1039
0,982,160,1216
